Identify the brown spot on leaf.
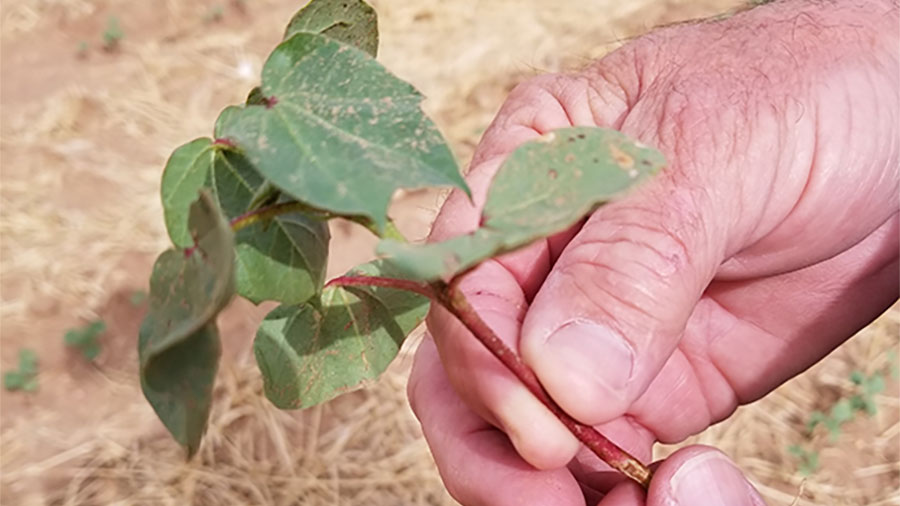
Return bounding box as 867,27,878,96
564,153,575,163
609,143,634,169
548,169,558,179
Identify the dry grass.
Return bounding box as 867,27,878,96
1,0,897,504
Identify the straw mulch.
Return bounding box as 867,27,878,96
1,0,897,504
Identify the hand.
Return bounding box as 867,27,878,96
408,1,899,505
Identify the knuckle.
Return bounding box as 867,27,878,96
499,72,597,132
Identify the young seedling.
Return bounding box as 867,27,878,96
102,16,124,52
789,362,893,475
140,0,663,487
64,320,106,361
4,349,39,393
787,444,820,476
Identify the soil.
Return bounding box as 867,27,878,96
1,1,897,505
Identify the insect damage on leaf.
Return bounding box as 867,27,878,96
377,126,666,281
213,32,469,232
284,0,379,56
139,192,235,457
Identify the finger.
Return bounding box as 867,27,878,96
623,213,898,443
520,162,729,425
427,260,580,469
407,335,585,506
423,73,631,469
595,480,645,506
647,446,767,506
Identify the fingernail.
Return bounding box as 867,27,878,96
543,319,634,399
671,453,762,506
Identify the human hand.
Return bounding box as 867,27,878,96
408,1,899,504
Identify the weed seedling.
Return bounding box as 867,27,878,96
789,361,893,475
64,320,106,361
4,349,39,392
102,16,124,51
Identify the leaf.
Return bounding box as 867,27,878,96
246,86,266,106
4,349,39,392
830,398,854,424
378,127,665,280
139,192,235,457
18,349,38,375
864,374,885,395
64,320,106,361
284,0,378,56
161,138,330,305
4,372,25,390
254,261,429,409
214,32,468,231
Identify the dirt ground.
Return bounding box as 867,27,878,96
1,0,897,505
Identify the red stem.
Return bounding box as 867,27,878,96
324,275,437,299
327,274,652,488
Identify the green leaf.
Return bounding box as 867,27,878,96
4,371,25,390
850,370,865,385
161,138,330,305
22,378,39,392
830,398,854,424
246,86,266,106
18,348,38,375
4,349,39,392
64,320,106,359
864,374,884,395
214,32,468,231
378,127,665,280
284,0,378,56
254,261,429,409
806,410,826,433
139,192,235,457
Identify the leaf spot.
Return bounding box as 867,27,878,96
548,169,558,179
608,143,634,170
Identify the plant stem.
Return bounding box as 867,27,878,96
327,274,653,488
438,280,652,488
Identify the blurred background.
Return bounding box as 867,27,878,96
1,0,897,504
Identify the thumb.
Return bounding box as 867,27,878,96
649,445,767,506
520,170,727,424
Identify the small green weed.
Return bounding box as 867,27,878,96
789,362,893,475
103,16,124,51
787,445,820,476
64,320,106,361
4,349,39,392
